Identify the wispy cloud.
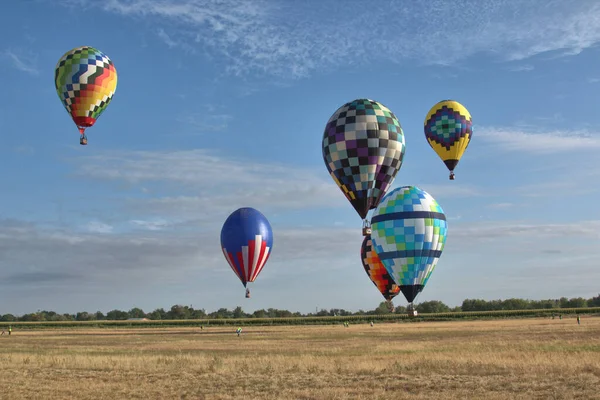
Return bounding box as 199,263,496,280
177,112,233,132
2,49,39,75
67,149,342,224
13,146,35,156
56,0,600,79
487,203,513,209
2,214,599,313
451,220,600,240
130,218,169,231
508,64,534,72
478,127,600,154
589,77,600,83
85,220,114,234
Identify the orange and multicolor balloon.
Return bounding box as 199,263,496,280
361,235,400,302
54,46,118,145
424,100,472,180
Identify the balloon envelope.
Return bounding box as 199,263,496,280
322,99,405,219
361,235,400,301
370,186,447,303
424,100,472,175
220,207,273,288
55,46,117,132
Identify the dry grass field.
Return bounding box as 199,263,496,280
0,316,599,399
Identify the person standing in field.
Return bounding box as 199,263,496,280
577,315,581,325
370,321,374,327
236,327,242,337
8,326,11,336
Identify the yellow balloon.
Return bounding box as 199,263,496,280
424,100,473,180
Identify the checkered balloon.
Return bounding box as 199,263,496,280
370,186,447,304
322,99,405,220
55,46,117,135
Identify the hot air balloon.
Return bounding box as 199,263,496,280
220,207,273,298
322,99,405,236
55,46,118,145
370,186,447,315
424,100,472,180
361,235,400,311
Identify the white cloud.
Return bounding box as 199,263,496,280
477,127,600,153
588,77,600,83
450,220,600,241
408,183,484,199
176,112,233,132
67,149,484,226
2,215,600,314
2,49,39,75
55,0,600,79
129,218,169,231
70,149,342,219
508,64,534,72
487,203,513,209
85,221,114,234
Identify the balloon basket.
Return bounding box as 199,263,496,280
449,172,455,180
407,304,418,318
362,220,372,236
386,301,395,313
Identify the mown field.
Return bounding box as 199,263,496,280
0,316,599,399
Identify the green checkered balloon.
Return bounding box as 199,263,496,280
370,186,447,304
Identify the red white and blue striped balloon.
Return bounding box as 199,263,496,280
220,207,273,288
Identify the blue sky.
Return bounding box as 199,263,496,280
1,0,600,315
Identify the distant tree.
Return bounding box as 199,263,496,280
20,313,45,322
62,313,76,321
461,299,491,312
530,299,559,309
564,297,587,308
374,302,393,314
106,309,128,320
415,300,450,313
588,294,600,307
393,305,407,314
168,305,191,319
128,308,146,319
0,314,16,322
191,308,207,319
558,297,570,308
76,312,95,321
95,311,105,320
209,308,232,319
232,306,245,319
501,298,530,310
252,309,268,318
148,308,167,320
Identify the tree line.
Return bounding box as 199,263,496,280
2,295,599,322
